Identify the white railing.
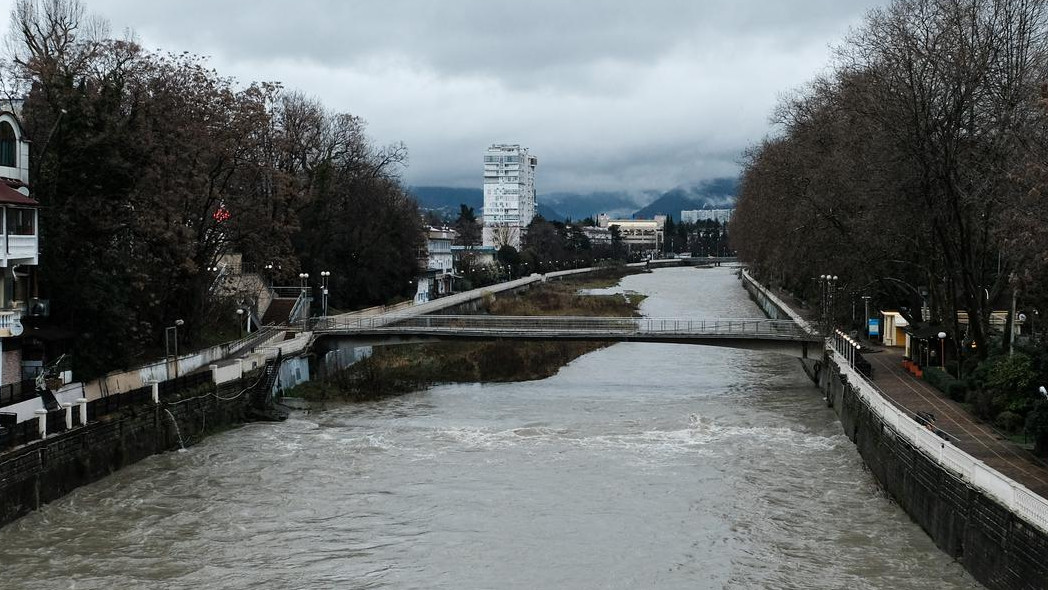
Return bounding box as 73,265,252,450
3,233,38,262
831,348,1048,534
740,269,819,334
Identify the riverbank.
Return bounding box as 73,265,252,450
289,269,646,402
743,269,1048,590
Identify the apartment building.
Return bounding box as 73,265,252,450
482,144,538,249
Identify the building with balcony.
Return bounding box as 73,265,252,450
482,144,538,249
0,102,42,386
415,226,457,303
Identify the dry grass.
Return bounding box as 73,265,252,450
293,269,643,401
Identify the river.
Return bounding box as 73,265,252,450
0,267,980,589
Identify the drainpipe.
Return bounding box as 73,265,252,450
1007,282,1018,357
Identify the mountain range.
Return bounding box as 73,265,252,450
408,177,738,223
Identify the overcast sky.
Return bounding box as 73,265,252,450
7,0,885,195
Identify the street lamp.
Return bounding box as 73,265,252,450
862,295,872,338
299,272,309,293
320,271,331,317
236,308,245,338
937,331,947,370
264,263,274,286
166,319,184,379
820,274,838,335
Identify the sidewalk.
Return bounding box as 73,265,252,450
865,346,1048,498
766,281,1048,499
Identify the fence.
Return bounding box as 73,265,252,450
831,347,1048,535
315,314,816,341
0,419,40,450
86,385,153,422
0,380,42,407
2,369,233,453
157,372,212,396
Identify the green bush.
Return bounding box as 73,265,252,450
966,388,997,420
1026,400,1048,457
946,381,968,402
995,410,1024,434
924,367,968,401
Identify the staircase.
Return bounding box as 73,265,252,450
248,352,288,421
261,297,297,325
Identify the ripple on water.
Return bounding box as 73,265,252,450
0,268,982,590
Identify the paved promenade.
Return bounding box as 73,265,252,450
864,346,1048,498
768,283,1048,499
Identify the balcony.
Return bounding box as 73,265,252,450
0,308,24,338
3,234,38,266
0,203,39,267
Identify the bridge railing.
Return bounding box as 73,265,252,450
312,315,815,340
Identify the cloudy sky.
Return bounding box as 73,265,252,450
7,0,885,195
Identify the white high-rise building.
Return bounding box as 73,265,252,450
681,208,734,224
482,144,537,249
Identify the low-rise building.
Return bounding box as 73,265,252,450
596,213,666,253
0,101,43,386
579,225,611,246
415,226,457,303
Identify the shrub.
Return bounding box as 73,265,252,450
995,410,1024,434
946,381,968,402
1026,400,1048,457
924,367,967,401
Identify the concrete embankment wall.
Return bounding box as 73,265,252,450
822,357,1048,589
739,269,817,332
737,270,1048,588
0,379,255,528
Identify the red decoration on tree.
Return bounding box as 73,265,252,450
213,205,231,223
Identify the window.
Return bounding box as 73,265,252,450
6,208,35,235
0,122,15,168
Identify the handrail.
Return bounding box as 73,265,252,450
311,314,817,340
272,286,306,298
287,291,309,323
831,347,1048,534
740,269,819,335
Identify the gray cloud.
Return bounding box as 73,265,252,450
14,0,886,193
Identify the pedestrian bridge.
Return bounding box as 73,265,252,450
310,315,821,359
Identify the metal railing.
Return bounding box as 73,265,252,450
272,286,307,298
312,314,818,341
831,348,1048,534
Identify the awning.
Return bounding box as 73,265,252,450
905,323,948,339
0,182,37,206
881,311,909,327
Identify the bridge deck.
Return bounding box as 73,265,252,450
312,315,819,342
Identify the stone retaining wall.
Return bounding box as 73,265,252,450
821,358,1048,589
0,379,255,528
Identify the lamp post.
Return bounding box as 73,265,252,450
320,271,331,317
264,263,274,286
820,274,838,335
236,308,245,338
937,331,947,370
862,295,872,338
165,319,184,379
